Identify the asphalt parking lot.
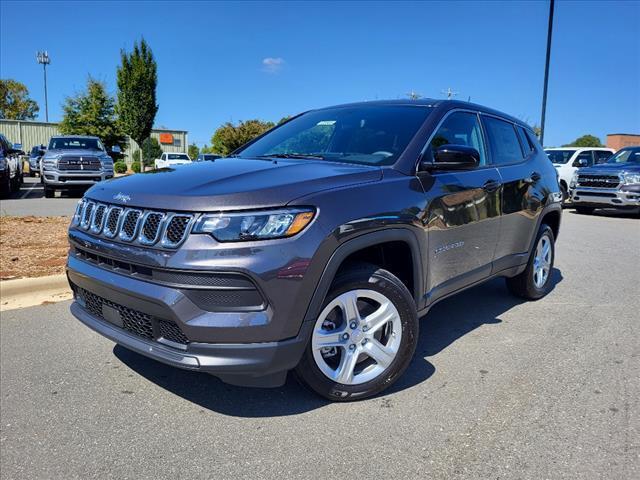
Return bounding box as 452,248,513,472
0,176,82,217
1,211,639,479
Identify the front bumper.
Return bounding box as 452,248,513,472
571,186,640,208
43,169,113,186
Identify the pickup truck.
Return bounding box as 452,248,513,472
154,152,191,169
0,133,24,198
40,135,114,198
570,146,640,214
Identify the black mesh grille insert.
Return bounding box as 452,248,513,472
121,210,141,240
141,213,163,243
165,215,191,245
91,205,107,232
105,208,122,236
74,285,189,345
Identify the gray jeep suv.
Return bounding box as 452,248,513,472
67,100,562,401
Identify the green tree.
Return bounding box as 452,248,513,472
59,77,125,150
0,79,39,120
211,119,275,155
188,143,200,160
116,38,158,167
142,137,163,165
563,134,603,148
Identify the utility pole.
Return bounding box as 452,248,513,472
36,51,50,122
441,87,458,100
540,0,555,146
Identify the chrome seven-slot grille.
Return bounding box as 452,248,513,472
58,156,102,171
577,174,620,189
74,199,194,248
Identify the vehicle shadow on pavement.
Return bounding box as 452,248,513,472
568,209,639,219
114,269,563,417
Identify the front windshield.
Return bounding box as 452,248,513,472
606,147,640,164
168,154,190,160
545,149,576,164
238,105,433,166
48,137,103,151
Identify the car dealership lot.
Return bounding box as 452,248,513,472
1,212,638,479
0,176,81,217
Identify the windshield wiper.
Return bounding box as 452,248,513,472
254,153,325,160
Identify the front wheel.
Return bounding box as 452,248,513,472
506,224,555,300
295,263,418,401
44,185,55,198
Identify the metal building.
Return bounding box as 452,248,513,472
0,119,188,164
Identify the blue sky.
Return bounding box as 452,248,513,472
1,0,639,147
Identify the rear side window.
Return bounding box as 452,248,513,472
516,126,535,155
595,150,612,164
482,116,524,165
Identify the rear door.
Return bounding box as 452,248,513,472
421,110,501,301
482,116,541,269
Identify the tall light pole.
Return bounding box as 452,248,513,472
539,0,555,147
36,51,50,122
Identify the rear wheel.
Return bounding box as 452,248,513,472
575,206,595,215
506,224,555,300
295,263,418,401
0,171,11,198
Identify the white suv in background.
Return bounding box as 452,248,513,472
154,152,192,169
545,147,614,202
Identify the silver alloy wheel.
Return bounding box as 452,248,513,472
533,234,552,288
311,289,402,385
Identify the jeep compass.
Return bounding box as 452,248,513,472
67,100,562,401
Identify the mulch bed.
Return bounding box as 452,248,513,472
0,216,71,280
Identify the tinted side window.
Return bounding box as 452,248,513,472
573,151,593,167
428,111,487,166
483,116,524,165
516,126,535,155
595,150,612,164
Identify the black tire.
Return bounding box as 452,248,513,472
29,171,36,177
1,170,11,198
560,183,568,206
506,224,555,300
44,185,55,198
575,206,595,215
295,263,418,401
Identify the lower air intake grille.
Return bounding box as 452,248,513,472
74,285,189,346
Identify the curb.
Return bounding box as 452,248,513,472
0,274,72,312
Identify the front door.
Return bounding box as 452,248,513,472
420,111,501,302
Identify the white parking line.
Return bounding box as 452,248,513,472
20,181,40,199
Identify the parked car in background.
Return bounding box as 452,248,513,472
67,99,562,401
570,146,640,214
0,133,24,198
28,145,46,177
545,147,614,203
40,135,115,198
195,153,222,162
154,152,191,169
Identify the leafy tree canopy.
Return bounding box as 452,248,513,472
188,143,199,160
59,77,125,151
141,137,163,163
211,119,275,155
563,134,603,148
116,38,158,148
0,79,39,120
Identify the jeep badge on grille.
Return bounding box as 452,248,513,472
113,192,131,204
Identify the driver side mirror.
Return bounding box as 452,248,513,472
109,145,122,154
574,158,588,168
421,144,480,171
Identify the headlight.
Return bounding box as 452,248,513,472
193,208,315,242
622,172,640,185
570,171,579,188
42,156,57,168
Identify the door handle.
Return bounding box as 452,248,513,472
483,180,501,192
524,171,541,184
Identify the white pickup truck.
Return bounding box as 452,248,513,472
154,152,192,169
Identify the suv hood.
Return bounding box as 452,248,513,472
86,157,382,211
579,163,640,174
